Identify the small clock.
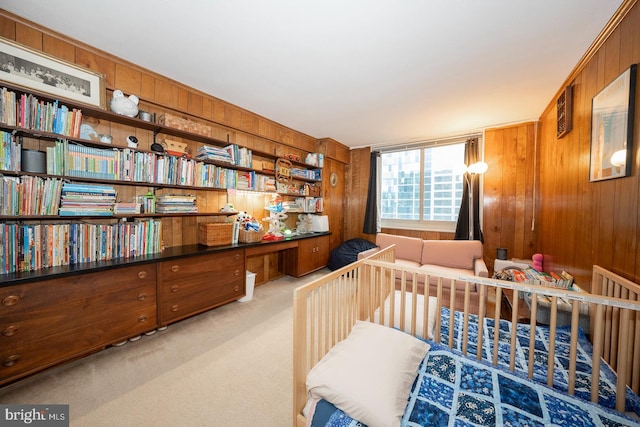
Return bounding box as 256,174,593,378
329,172,338,187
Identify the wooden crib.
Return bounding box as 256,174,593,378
292,246,640,426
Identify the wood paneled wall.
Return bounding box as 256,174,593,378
537,1,640,287
483,123,538,274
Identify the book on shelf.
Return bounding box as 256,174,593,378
0,219,163,274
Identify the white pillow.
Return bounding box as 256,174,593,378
373,291,438,340
306,320,430,427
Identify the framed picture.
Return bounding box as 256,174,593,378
0,37,105,108
589,64,636,182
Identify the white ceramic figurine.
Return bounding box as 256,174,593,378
110,90,139,117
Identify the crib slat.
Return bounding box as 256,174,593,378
528,295,537,380
547,296,558,388
568,300,580,395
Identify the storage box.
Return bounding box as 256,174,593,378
198,222,233,246
158,113,212,137
239,229,265,243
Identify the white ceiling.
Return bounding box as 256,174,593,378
2,1,623,149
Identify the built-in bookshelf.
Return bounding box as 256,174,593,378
0,82,324,276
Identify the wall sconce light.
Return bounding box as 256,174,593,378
610,149,627,168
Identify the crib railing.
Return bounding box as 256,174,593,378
591,265,640,397
293,256,640,425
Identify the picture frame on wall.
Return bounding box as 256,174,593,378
589,64,636,182
0,37,105,108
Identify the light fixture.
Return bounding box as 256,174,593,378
610,149,627,167
464,161,488,240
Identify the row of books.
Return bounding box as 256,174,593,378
512,267,575,289
276,181,321,196
236,171,277,192
59,182,117,216
41,140,278,191
0,175,63,216
195,144,252,168
290,167,322,181
0,219,162,274
155,194,197,214
0,131,21,171
294,197,324,213
0,87,83,138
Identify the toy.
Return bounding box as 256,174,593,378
236,211,261,232
110,90,139,117
532,253,544,271
220,203,235,213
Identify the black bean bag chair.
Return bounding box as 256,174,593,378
328,238,377,271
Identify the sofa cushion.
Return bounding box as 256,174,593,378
421,240,482,270
376,233,423,264
419,264,475,279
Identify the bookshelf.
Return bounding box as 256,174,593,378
0,82,323,276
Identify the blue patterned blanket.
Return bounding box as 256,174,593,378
440,308,640,416
308,308,640,426
309,342,640,427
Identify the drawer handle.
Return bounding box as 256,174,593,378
234,254,240,260
171,265,180,273
171,285,179,293
138,315,147,323
3,325,19,337
3,354,20,367
233,285,240,292
234,270,240,277
2,295,19,306
138,271,148,279
138,293,146,301
171,304,179,312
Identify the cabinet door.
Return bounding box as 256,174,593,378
158,250,244,324
287,235,330,277
0,265,157,385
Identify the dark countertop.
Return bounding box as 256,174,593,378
0,232,331,287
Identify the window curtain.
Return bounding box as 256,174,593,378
363,150,380,234
454,137,483,241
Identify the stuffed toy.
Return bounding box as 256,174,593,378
110,90,139,117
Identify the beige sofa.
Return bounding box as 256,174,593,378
359,233,488,311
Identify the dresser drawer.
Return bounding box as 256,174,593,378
159,275,243,324
0,305,156,385
0,264,156,315
0,282,156,343
159,250,243,279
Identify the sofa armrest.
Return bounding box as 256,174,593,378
358,247,380,260
474,258,489,277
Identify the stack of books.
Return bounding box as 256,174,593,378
156,194,198,213
196,145,233,164
512,267,575,289
58,183,116,216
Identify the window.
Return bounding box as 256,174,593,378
379,139,471,232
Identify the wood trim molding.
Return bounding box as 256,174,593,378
541,0,638,118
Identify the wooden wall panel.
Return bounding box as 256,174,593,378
483,123,537,273
537,1,640,287
345,148,371,242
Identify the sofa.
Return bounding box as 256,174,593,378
359,233,488,311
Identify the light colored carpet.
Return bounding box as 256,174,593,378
0,269,328,426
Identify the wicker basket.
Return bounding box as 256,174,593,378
239,228,265,243
198,222,233,246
